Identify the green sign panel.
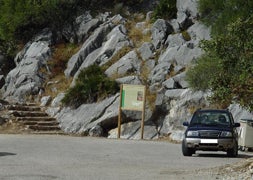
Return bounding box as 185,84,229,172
121,84,145,111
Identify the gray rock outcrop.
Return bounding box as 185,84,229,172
57,94,119,134
64,14,131,82
105,50,140,77
2,0,252,142
3,30,53,102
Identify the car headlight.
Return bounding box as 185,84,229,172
187,131,199,137
220,131,232,137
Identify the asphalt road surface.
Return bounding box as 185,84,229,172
0,134,252,180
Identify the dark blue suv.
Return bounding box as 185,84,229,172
182,109,240,157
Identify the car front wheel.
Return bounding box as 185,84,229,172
227,143,238,157
182,140,195,156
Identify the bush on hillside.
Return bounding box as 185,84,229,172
186,55,221,92
198,0,253,36
62,65,119,108
0,0,91,59
153,0,177,20
186,15,253,110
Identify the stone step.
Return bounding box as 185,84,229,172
37,121,59,126
6,102,63,134
23,121,59,126
11,111,48,117
7,105,41,111
16,102,38,106
28,125,61,131
16,117,56,122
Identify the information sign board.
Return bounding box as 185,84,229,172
121,84,145,111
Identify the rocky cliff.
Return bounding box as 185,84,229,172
1,0,253,140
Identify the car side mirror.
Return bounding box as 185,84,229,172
183,122,189,126
233,123,240,127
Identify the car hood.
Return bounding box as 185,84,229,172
187,126,232,132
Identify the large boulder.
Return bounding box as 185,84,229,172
105,50,141,77
57,94,120,135
3,30,53,102
151,19,174,49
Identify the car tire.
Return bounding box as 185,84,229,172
182,140,195,156
227,143,238,157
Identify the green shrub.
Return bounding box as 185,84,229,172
198,0,253,36
186,15,253,110
186,55,221,92
153,0,177,20
0,0,90,57
62,64,119,108
181,31,191,41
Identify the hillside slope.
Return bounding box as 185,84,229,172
0,0,252,141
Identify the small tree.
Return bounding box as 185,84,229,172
62,65,119,108
186,15,253,110
153,0,177,20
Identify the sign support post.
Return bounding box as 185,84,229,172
118,84,146,140
118,84,123,138
141,87,146,139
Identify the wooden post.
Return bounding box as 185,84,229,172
118,84,123,138
140,86,146,140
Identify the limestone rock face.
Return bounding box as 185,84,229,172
105,50,140,78
56,94,119,134
2,1,252,141
3,30,53,102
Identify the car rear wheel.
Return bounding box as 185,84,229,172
182,140,195,156
227,143,238,157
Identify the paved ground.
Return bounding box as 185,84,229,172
0,134,252,180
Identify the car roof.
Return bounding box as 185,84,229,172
195,109,230,113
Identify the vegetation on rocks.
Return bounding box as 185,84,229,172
187,0,253,110
2,0,253,113
62,65,119,108
0,0,146,59
198,0,253,36
153,0,177,20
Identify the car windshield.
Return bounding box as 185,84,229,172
190,111,231,127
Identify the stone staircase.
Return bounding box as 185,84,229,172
7,103,63,134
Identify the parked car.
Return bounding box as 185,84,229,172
182,109,240,157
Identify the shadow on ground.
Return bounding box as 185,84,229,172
0,152,17,157
195,152,253,158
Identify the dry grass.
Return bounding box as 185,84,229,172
138,58,151,84
48,43,80,77
40,43,79,98
126,13,152,47
146,90,157,111
44,73,72,98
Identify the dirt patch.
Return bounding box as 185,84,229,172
0,108,31,134
0,120,32,134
